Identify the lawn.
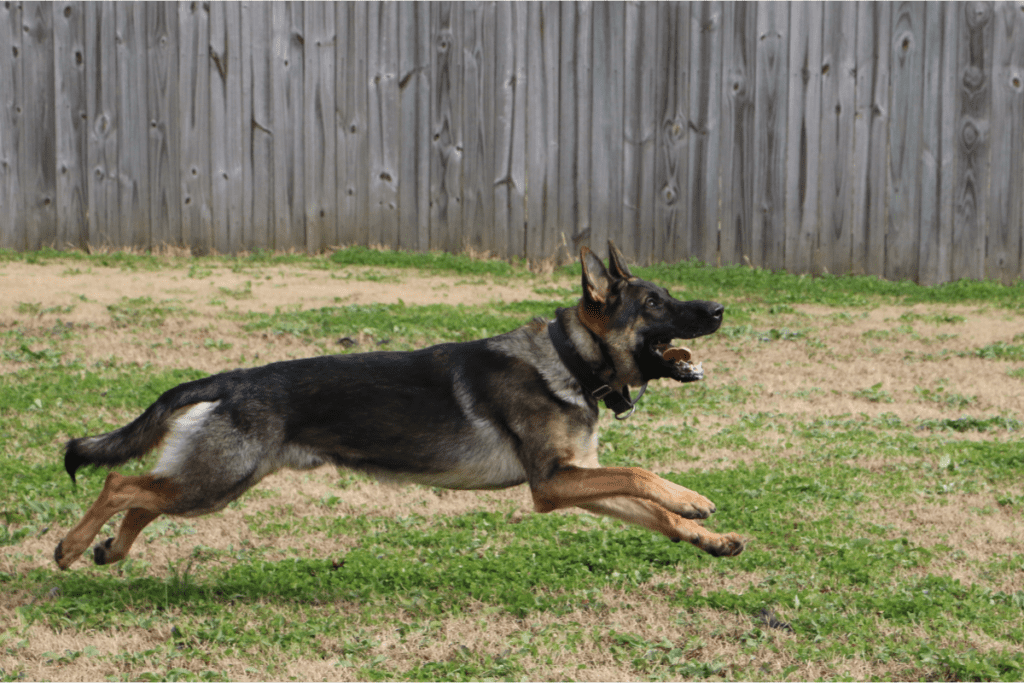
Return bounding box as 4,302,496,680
1,247,1022,681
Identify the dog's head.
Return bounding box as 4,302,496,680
577,241,723,384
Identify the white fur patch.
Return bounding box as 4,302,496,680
150,401,220,477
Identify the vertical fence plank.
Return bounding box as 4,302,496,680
935,2,960,285
54,1,88,250
719,2,756,266
817,2,857,276
20,2,56,250
918,3,949,285
398,2,430,252
462,2,495,256
784,1,822,274
243,1,273,252
752,1,789,270
952,1,994,281
115,2,148,249
178,0,210,253
987,1,1024,284
865,4,892,278
573,2,592,255
556,3,577,262
634,1,661,266
209,2,243,253
146,2,179,249
493,1,526,259
653,2,689,264
0,0,19,249
687,2,723,268
430,2,463,252
621,1,641,261
526,2,559,261
366,2,399,250
336,2,367,248
271,2,303,251
851,1,882,276
304,3,336,252
590,1,624,255
886,2,927,281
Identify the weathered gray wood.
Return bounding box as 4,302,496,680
526,2,560,262
987,1,1024,284
303,2,336,252
634,1,661,266
952,1,994,281
53,1,88,250
209,2,243,253
557,2,577,262
590,2,624,256
178,0,211,254
146,2,180,249
784,1,822,274
573,1,593,255
336,1,367,248
687,2,723,267
621,1,642,261
653,2,689,264
935,2,960,286
752,1,789,270
242,1,273,252
918,3,948,285
817,1,857,276
430,2,463,253
864,3,892,278
366,2,399,251
270,2,304,251
398,1,431,252
886,2,926,281
0,0,20,249
20,2,56,250
460,2,491,255
115,2,148,249
851,1,880,275
718,2,757,266
493,1,526,259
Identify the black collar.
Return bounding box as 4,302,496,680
547,318,647,419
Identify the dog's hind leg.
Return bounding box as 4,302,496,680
54,472,180,570
578,497,744,557
92,508,161,565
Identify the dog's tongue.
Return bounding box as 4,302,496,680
662,346,692,363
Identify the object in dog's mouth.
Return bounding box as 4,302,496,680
655,342,705,381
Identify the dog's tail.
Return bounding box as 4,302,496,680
64,374,228,485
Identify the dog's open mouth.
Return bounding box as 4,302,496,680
651,341,705,383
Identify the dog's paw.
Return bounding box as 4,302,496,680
53,539,68,570
704,532,744,557
93,538,114,565
671,493,716,519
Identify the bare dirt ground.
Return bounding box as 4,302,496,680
2,259,1023,681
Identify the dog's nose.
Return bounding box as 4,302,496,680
709,302,724,321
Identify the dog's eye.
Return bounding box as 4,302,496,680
646,297,661,308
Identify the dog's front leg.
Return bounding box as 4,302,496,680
530,465,717,519
578,497,744,557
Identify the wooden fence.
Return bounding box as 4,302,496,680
1,2,1023,283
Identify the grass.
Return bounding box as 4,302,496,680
1,247,1023,681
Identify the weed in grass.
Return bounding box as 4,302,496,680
852,382,894,403
969,342,1024,361
914,384,975,409
217,280,252,299
15,302,41,315
107,296,190,328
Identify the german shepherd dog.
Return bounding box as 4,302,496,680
54,242,744,570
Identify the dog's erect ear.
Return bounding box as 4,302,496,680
580,246,612,305
606,240,634,280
